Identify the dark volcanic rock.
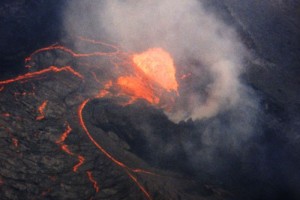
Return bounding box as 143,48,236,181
0,48,226,199
87,99,189,171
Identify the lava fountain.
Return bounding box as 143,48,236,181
116,47,178,108
132,48,178,92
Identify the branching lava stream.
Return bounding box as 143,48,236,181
0,36,180,200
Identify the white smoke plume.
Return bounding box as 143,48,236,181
101,0,249,122
65,0,250,122
63,1,300,198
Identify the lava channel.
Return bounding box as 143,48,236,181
78,99,153,200
0,37,180,200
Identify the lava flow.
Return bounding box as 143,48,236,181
0,66,83,86
116,76,160,105
55,123,85,173
55,124,94,193
0,36,180,199
78,99,152,200
87,171,100,193
36,100,48,120
56,123,74,156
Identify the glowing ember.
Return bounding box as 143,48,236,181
2,113,11,117
131,168,159,176
25,45,118,63
73,155,85,172
55,123,86,172
61,144,73,155
12,138,18,147
132,48,178,92
117,76,159,104
126,171,152,200
56,123,74,156
36,100,48,120
96,81,113,98
56,123,72,144
87,171,100,193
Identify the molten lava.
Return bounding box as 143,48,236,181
132,48,178,92
78,99,153,200
117,76,159,104
56,123,72,144
87,171,100,193
115,48,179,106
56,123,74,156
0,37,177,200
36,100,48,120
55,123,86,173
0,66,83,86
73,155,85,172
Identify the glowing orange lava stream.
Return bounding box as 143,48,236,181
0,66,83,86
55,123,86,173
77,36,121,53
78,99,152,200
36,100,48,120
73,155,85,172
56,123,72,144
56,123,74,156
25,44,119,63
55,124,92,192
87,171,100,193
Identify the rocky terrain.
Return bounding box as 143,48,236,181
0,48,220,200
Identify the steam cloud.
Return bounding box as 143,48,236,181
102,0,246,122
64,0,259,165
62,1,300,198
64,0,260,189
65,0,252,123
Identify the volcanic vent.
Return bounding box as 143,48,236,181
0,37,227,200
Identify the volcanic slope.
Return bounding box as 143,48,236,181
0,46,229,200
